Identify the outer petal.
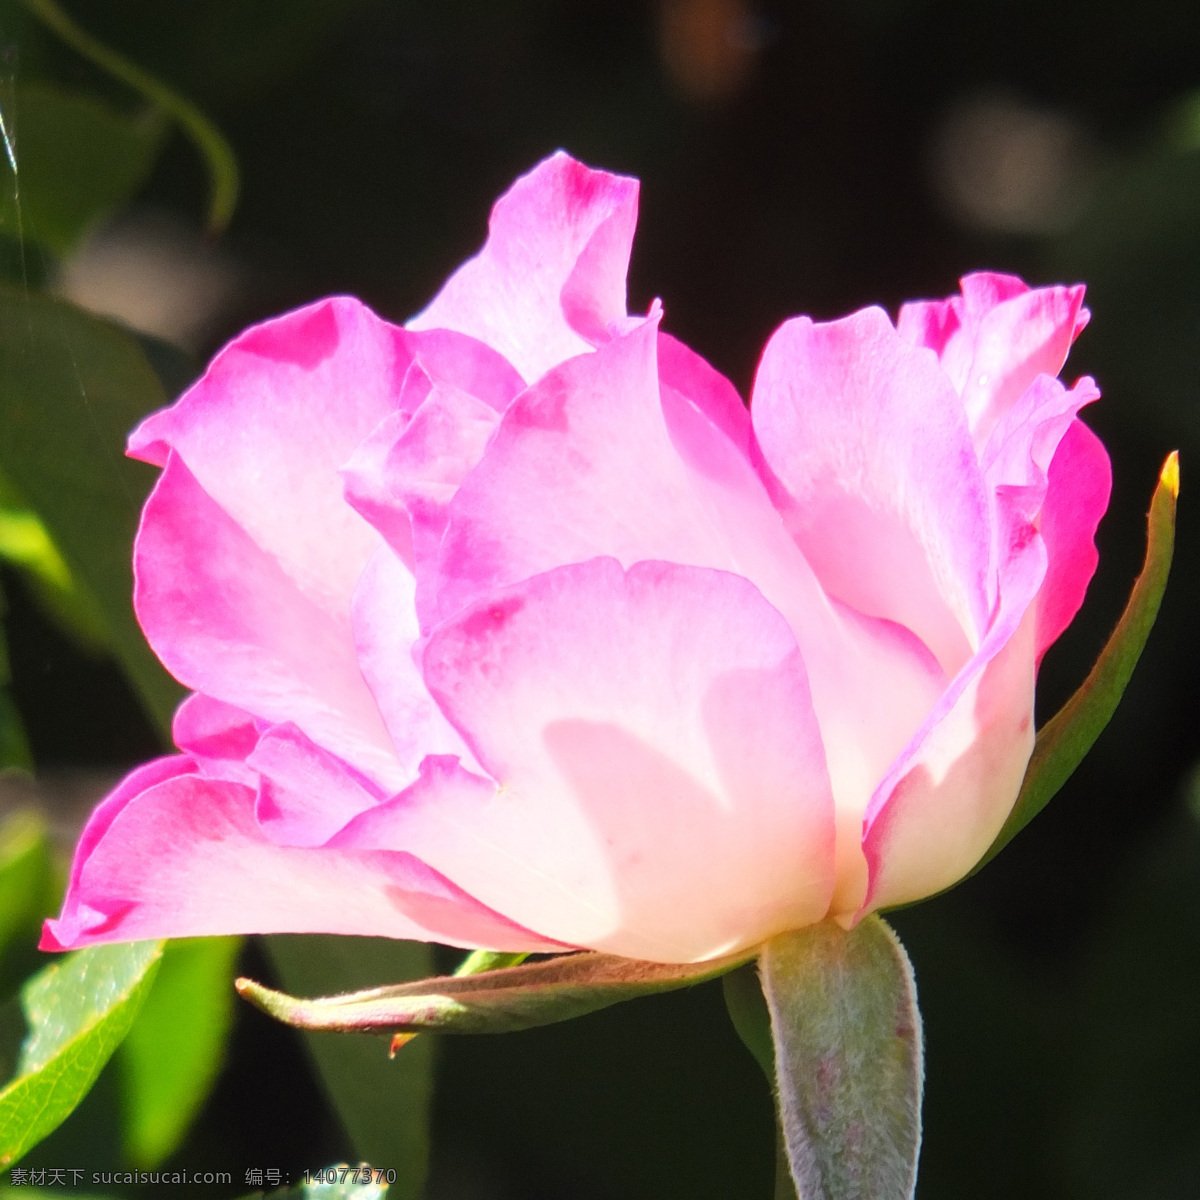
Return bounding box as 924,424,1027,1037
897,273,1089,447
858,377,1108,912
431,318,945,890
129,296,409,620
335,558,836,964
751,307,989,675
1035,418,1112,659
896,271,1029,392
981,373,1102,607
860,598,1039,915
407,152,638,383
134,453,403,789
859,479,1051,914
41,768,559,952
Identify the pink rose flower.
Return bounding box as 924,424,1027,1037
43,153,1110,964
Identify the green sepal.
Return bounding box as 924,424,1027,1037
0,941,164,1167
761,917,922,1200
238,949,751,1038
975,451,1179,874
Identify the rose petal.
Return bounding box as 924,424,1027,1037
351,545,478,776
432,317,944,890
135,453,403,789
41,768,558,952
897,273,1089,447
171,693,260,785
860,503,1049,914
1035,418,1112,660
752,306,990,675
407,151,638,383
129,296,408,620
344,380,503,593
656,329,751,455
248,723,384,848
336,557,836,963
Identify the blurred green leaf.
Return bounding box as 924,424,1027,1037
242,947,750,1037
0,810,55,970
977,452,1178,872
760,917,922,1200
0,940,163,1167
117,936,241,1168
19,0,238,235
263,936,436,1200
0,472,111,653
0,284,184,734
0,584,32,773
0,81,165,258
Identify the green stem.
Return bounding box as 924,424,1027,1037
18,0,238,234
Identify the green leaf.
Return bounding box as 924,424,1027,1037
976,451,1179,873
0,284,185,734
19,0,239,236
0,940,163,1167
760,917,923,1200
241,947,752,1038
0,81,166,258
117,936,241,1167
263,936,435,1200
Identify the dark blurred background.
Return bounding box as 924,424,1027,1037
2,1,1200,1197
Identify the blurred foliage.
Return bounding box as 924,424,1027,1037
0,81,164,257
0,285,183,734
0,588,32,773
0,812,54,992
117,937,242,1169
15,0,237,235
264,938,435,1200
0,474,110,655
